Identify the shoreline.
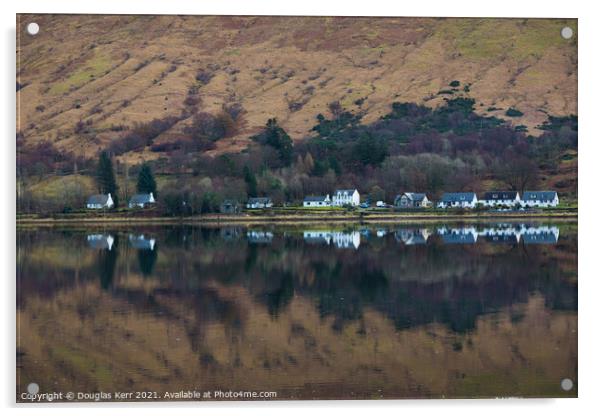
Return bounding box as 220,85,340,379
16,210,577,227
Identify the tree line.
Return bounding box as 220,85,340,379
17,92,577,215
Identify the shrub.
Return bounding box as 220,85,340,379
195,69,214,85
505,108,524,117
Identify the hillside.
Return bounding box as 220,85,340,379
17,15,577,163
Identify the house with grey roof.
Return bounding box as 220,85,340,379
332,189,360,206
394,193,431,209
436,192,478,209
86,193,114,209
480,191,520,208
246,197,273,209
220,200,241,214
520,191,559,208
303,195,331,207
128,192,155,209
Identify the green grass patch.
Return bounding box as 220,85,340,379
49,51,113,95
28,175,96,200
437,19,573,60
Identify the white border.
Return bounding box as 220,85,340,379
2,1,601,414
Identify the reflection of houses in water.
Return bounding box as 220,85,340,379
332,231,361,249
478,225,521,244
220,227,243,241
520,225,560,244
303,230,332,245
359,228,371,238
435,224,560,245
394,228,431,245
247,230,274,244
302,230,361,249
129,234,156,250
376,229,388,238
87,234,115,250
437,227,478,244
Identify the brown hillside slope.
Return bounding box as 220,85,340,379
17,15,577,160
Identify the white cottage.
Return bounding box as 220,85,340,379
520,191,559,208
86,193,114,209
480,191,520,208
332,189,360,206
303,195,331,207
437,192,478,209
128,192,156,208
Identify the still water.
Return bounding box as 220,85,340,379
16,222,577,400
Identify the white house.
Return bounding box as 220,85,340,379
332,189,360,207
246,197,273,209
520,191,559,208
86,193,114,209
480,191,520,208
128,192,156,209
303,195,331,207
394,192,431,209
437,192,478,209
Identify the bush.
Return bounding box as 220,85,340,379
505,108,524,117
184,110,237,143
108,116,181,155
195,69,214,85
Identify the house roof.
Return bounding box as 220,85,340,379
440,192,477,202
247,197,272,204
334,189,357,196
129,193,154,204
482,191,519,200
396,192,427,201
522,191,558,201
221,199,240,206
304,195,329,202
87,194,111,205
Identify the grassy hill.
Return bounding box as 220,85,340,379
17,15,577,163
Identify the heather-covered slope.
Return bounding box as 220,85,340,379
17,15,577,161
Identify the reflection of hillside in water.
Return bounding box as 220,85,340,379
16,224,577,399
19,225,576,330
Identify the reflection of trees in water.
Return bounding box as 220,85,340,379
17,227,577,334
137,247,157,277
255,270,294,317
98,235,119,289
